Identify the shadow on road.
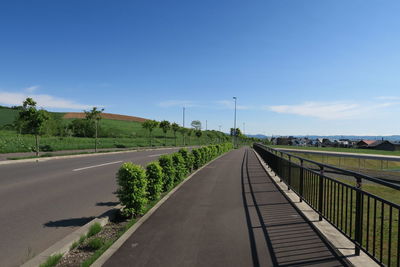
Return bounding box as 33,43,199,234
96,201,119,207
43,217,95,228
241,149,348,267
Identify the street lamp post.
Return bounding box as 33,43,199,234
233,97,237,148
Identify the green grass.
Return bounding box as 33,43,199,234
87,238,105,250
0,129,220,154
39,253,63,267
0,107,18,127
271,145,400,157
295,152,400,171
87,222,102,237
284,166,399,266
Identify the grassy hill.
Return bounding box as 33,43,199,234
0,107,19,127
0,107,229,153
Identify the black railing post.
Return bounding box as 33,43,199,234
299,159,304,202
279,152,283,182
355,175,363,256
288,155,292,190
318,166,324,221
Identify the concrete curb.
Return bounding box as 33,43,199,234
21,205,122,267
252,149,378,267
91,151,231,267
0,146,193,166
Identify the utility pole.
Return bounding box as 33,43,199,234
183,107,185,145
233,97,237,148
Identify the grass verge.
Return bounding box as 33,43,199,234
39,254,63,267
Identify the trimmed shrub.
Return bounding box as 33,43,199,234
192,148,202,169
116,163,148,217
158,155,175,191
171,152,187,182
146,161,163,200
178,148,194,172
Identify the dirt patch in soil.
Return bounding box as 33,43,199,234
56,215,129,267
63,112,149,123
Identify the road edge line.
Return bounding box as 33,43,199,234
91,150,231,267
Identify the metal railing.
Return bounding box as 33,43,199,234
253,143,400,266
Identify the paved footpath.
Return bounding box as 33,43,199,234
104,148,348,267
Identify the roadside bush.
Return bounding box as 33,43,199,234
200,147,208,164
192,148,202,169
158,155,175,191
171,152,187,182
178,148,194,172
116,163,148,217
39,144,54,152
146,162,163,200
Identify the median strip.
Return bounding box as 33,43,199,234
72,161,123,172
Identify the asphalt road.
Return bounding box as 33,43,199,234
0,148,183,267
105,148,345,267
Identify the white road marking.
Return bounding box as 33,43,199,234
147,153,166,158
72,161,123,171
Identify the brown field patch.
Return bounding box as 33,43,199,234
63,112,149,123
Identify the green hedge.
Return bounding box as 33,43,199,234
116,163,148,217
146,162,163,200
116,143,233,217
178,148,194,172
171,152,187,183
158,154,175,191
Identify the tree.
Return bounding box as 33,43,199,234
195,130,202,145
230,127,242,137
179,127,188,146
142,120,159,146
191,120,201,130
159,120,171,146
17,98,50,157
171,122,180,146
187,128,193,145
84,107,104,152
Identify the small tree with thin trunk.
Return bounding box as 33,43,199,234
84,107,104,152
17,98,50,157
195,130,202,145
171,123,180,146
159,120,171,146
142,120,159,147
187,129,193,146
179,127,188,146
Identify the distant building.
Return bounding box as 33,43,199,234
356,140,376,148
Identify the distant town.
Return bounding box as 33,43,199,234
268,136,400,151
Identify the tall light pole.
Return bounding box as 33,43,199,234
233,97,237,148
183,107,186,145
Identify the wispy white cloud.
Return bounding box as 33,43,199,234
158,100,198,108
24,85,40,93
0,91,95,110
266,100,399,120
216,100,250,110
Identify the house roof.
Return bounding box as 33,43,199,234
359,140,376,145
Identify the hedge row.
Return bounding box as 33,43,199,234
116,143,233,217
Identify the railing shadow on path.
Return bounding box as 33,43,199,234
241,149,348,267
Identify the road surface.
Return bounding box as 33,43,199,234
0,148,183,267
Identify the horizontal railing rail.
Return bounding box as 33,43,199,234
253,143,400,267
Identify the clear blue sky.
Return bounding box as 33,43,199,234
1,0,399,136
